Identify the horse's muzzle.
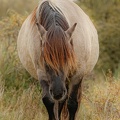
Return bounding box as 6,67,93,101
50,89,67,101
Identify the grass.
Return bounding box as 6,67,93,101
79,76,120,120
0,0,39,19
0,10,120,120
0,73,120,120
0,82,47,120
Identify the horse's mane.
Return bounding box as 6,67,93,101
39,1,69,31
32,1,76,74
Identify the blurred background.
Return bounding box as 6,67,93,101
0,0,120,120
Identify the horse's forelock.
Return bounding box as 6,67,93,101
42,25,77,74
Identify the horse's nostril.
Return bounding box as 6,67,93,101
63,89,66,95
50,89,53,95
64,90,66,94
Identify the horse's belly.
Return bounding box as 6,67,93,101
18,41,38,80
17,18,38,80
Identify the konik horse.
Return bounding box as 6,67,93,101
17,0,99,120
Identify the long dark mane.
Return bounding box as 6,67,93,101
32,1,76,73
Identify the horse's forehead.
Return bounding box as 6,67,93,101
46,26,66,39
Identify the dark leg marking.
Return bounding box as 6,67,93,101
67,80,82,120
40,80,55,120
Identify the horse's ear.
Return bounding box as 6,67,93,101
66,23,77,38
36,22,47,38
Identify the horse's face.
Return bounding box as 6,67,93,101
45,65,67,101
36,22,77,101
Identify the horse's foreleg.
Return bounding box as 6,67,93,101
67,79,82,120
40,80,55,120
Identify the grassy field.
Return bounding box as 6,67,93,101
0,4,120,120
0,71,120,120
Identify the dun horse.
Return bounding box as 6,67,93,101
17,0,99,120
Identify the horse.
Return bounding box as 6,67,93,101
17,0,99,120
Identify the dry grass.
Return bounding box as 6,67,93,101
0,80,47,120
78,76,120,120
0,75,120,120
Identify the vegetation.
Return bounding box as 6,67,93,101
0,0,39,19
0,0,120,120
78,0,120,75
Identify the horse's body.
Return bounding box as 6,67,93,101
17,0,99,120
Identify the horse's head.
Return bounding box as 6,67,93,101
36,23,77,101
